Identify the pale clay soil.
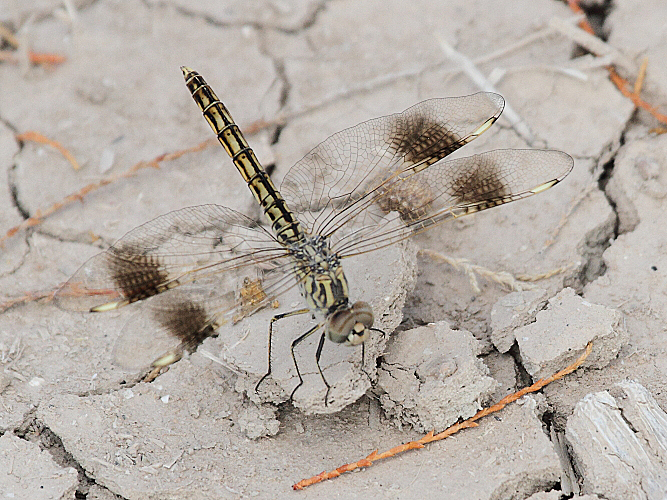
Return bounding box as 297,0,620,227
1,1,667,499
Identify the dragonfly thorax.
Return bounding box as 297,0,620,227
292,235,350,313
291,236,374,344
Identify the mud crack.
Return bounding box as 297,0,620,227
15,410,128,500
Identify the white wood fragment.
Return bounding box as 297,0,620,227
566,380,667,499
548,16,636,76
435,34,536,145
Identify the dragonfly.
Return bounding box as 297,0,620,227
56,67,573,406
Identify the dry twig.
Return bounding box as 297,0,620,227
564,0,667,126
0,138,215,245
293,341,593,490
548,17,635,76
607,66,667,123
419,248,533,293
435,34,535,145
0,25,66,66
0,289,56,313
420,248,572,292
16,131,80,170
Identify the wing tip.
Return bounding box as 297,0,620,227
91,299,129,312
548,149,575,180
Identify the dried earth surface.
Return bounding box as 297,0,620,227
1,0,667,499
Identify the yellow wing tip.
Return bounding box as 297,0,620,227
180,66,195,77
152,351,182,369
90,300,128,312
531,179,559,194
472,116,497,137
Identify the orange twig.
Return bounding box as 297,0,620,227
1,112,276,246
0,289,56,313
0,25,66,66
566,0,595,34
0,138,215,245
28,51,67,65
0,49,67,66
566,0,667,126
16,131,80,170
293,341,593,490
608,67,667,123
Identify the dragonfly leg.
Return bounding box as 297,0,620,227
288,322,324,401
313,331,332,406
255,308,310,394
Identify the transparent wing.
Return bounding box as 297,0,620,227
55,204,298,367
280,93,505,236
330,149,574,257
109,273,301,371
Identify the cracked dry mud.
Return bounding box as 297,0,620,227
2,1,667,499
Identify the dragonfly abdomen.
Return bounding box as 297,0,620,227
182,67,303,245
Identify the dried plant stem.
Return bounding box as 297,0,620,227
16,131,80,170
293,341,593,490
1,138,215,245
421,248,570,293
435,35,535,145
548,17,635,76
0,289,56,313
607,66,667,123
0,25,66,66
515,264,575,282
564,0,667,126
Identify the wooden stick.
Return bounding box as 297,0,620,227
16,131,80,170
564,1,667,125
0,138,215,245
293,341,593,490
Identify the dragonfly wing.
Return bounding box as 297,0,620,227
109,285,246,371
55,204,289,312
280,93,505,235
331,149,574,257
110,270,299,371
55,204,298,369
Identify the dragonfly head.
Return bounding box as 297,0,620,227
326,301,374,345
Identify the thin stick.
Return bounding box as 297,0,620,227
0,24,66,66
419,248,532,293
0,289,56,313
564,1,667,126
16,131,80,170
0,49,67,65
515,263,575,282
293,341,593,490
435,34,535,145
548,17,635,76
608,66,667,124
565,0,595,35
0,138,215,245
633,57,648,96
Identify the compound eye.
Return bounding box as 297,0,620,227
325,302,374,345
326,309,356,344
350,301,373,328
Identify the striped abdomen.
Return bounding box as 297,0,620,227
182,67,303,245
